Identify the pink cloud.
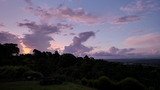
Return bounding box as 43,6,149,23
124,33,160,56
125,33,160,47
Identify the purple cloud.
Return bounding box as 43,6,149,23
64,31,95,56
109,46,119,54
0,31,24,52
24,0,33,6
24,1,101,24
70,33,76,36
0,31,20,44
113,15,141,24
92,46,135,58
18,20,73,51
0,23,5,27
109,46,135,55
22,33,53,51
121,0,160,14
18,21,59,34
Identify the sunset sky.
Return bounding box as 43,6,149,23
0,0,160,58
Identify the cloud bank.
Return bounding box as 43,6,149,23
93,46,135,57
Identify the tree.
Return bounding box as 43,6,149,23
54,51,60,58
33,49,42,57
59,53,76,67
0,43,19,58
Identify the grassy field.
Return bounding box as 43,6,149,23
0,81,96,90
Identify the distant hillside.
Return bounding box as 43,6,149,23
105,59,160,65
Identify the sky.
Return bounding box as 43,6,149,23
0,0,160,59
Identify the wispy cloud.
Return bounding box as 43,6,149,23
112,15,141,24
121,0,160,14
125,33,160,47
24,0,102,24
124,33,160,56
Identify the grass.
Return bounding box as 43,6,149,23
0,81,96,90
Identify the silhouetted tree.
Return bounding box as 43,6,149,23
33,49,42,57
0,43,19,57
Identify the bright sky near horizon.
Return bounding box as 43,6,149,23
0,0,160,59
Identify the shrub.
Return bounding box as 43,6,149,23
81,77,88,86
0,66,29,81
96,76,115,90
39,77,54,85
118,77,146,90
23,70,43,80
88,79,98,87
39,77,63,85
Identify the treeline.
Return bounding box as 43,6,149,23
0,43,160,90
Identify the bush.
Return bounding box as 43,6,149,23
23,70,43,80
39,77,54,85
39,77,63,85
81,77,88,86
0,66,29,81
88,79,98,87
96,76,115,90
118,77,146,90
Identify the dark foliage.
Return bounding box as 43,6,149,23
0,43,160,90
81,77,88,86
117,77,146,90
95,76,115,90
39,77,63,85
23,70,43,80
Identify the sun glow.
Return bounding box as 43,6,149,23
23,47,32,54
20,42,32,54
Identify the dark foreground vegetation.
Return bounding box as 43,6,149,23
0,43,160,90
